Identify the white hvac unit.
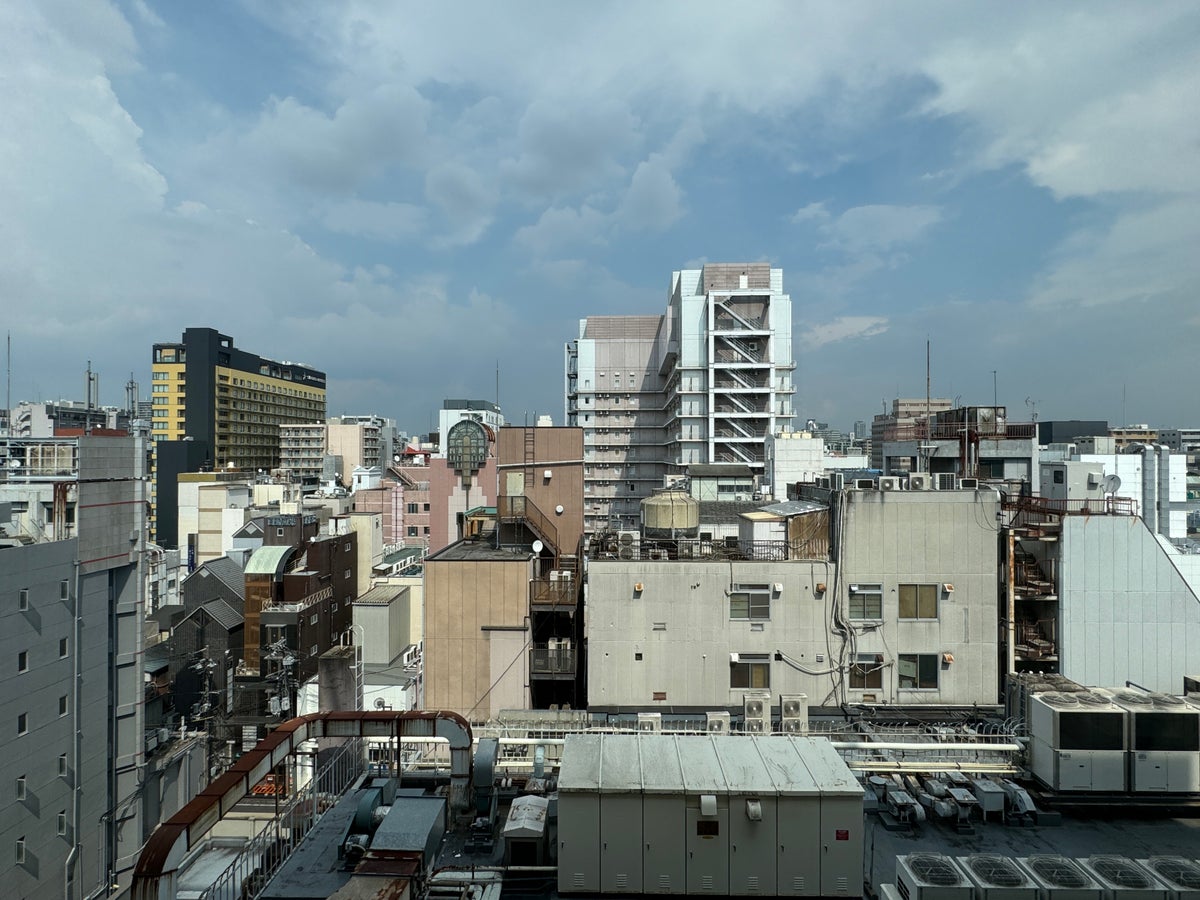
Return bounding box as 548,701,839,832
936,473,958,491
706,711,731,733
1112,691,1200,793
959,477,980,489
1078,857,1169,900
647,549,668,561
1029,691,1127,792
1138,858,1200,900
779,693,809,734
636,711,662,733
895,854,973,900
959,855,1039,900
855,478,876,489
617,530,640,559
1016,856,1104,900
908,473,931,491
743,691,770,733
879,476,901,491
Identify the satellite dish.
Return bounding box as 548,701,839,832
532,539,544,554
1103,474,1121,493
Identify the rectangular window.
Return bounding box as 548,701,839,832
59,695,68,716
18,589,29,611
310,644,318,655
850,653,884,689
59,638,68,657
57,811,67,836
344,569,351,579
729,584,771,621
60,580,70,601
407,526,418,537
407,503,419,514
17,713,27,735
898,584,938,619
848,584,883,619
18,651,28,673
730,654,771,689
15,776,25,801
344,542,351,552
16,837,25,865
422,502,430,512
309,613,318,625
898,654,939,689
58,754,68,777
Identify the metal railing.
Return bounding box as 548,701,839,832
590,538,790,562
1004,495,1137,518
529,578,576,609
530,647,576,676
880,422,1037,441
497,495,559,557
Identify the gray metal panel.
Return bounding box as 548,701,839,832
558,792,601,893
644,795,687,895
678,736,730,793
753,738,821,796
368,797,447,857
560,733,604,791
728,794,777,896
713,736,779,795
687,807,730,894
639,734,686,792
819,791,863,897
794,737,863,796
602,793,644,893
600,734,645,792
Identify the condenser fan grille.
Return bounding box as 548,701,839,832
1114,691,1152,706
1091,857,1153,888
1041,691,1080,707
1076,692,1111,706
909,855,964,886
1027,856,1090,889
1147,858,1200,890
965,856,1026,887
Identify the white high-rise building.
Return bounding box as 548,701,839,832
566,263,794,533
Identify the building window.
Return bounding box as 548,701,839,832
310,644,319,656
407,503,419,514
57,811,67,836
16,837,25,865
729,584,770,621
848,584,883,619
422,502,430,512
18,589,29,611
898,584,938,619
17,713,27,735
730,654,770,689
18,651,28,673
344,569,351,579
898,654,939,690
58,754,68,777
422,526,430,535
344,542,351,552
59,638,68,657
850,653,884,689
1053,469,1065,484
309,613,318,625
59,695,68,716
407,526,418,537
15,776,25,801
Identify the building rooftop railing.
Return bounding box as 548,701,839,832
882,421,1037,441
1003,495,1138,518
589,536,792,562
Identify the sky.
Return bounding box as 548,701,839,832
2,1,1198,436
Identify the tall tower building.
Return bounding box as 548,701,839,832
566,263,794,533
150,328,326,547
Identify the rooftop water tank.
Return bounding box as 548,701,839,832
641,490,700,538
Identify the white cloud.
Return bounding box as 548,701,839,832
820,204,943,253
615,156,684,231
800,316,890,350
320,198,426,242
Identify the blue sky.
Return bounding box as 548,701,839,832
3,1,1198,435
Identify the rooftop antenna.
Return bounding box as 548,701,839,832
5,332,10,437
1025,396,1038,423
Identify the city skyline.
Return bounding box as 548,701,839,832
3,2,1197,434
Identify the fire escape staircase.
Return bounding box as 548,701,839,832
713,300,764,332
1012,542,1059,665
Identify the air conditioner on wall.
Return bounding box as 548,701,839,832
637,712,662,732
706,711,731,733
780,693,808,734
743,691,769,733
879,476,900,491
908,473,931,491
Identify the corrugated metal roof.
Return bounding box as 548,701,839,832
355,584,406,607
761,500,827,516
559,734,862,797
245,544,293,576
740,510,784,521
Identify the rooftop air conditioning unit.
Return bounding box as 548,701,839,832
936,473,958,491
817,476,831,489
1138,858,1200,900
706,711,731,734
647,549,668,561
1016,856,1103,900
780,693,809,734
855,478,876,489
829,472,845,490
908,474,931,491
895,854,973,900
1078,857,1169,900
960,855,1038,900
879,476,900,491
959,477,980,489
743,691,769,733
637,712,662,733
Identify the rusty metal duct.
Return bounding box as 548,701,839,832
131,710,472,900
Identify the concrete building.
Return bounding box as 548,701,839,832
423,426,585,718
436,400,504,449
278,422,326,485
151,327,326,546
8,399,128,437
765,430,870,495
0,435,149,898
566,263,795,533
586,483,1001,710
1109,424,1158,450
870,397,953,470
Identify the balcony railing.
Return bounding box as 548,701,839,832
530,646,576,676
590,538,791,562
530,578,576,610
881,422,1037,441
1003,495,1137,518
